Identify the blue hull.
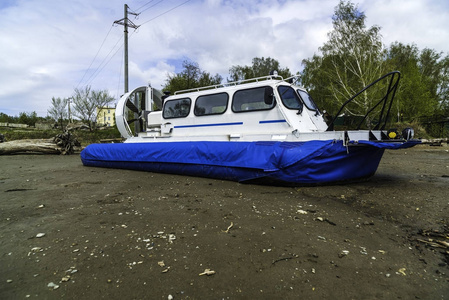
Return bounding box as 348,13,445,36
80,140,419,185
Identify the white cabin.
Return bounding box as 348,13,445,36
116,74,381,143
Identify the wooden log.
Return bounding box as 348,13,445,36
66,123,90,131
0,132,80,155
100,138,124,143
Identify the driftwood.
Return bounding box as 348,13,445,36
420,138,448,146
100,138,124,143
66,122,90,131
0,132,80,155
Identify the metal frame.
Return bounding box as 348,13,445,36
327,71,401,131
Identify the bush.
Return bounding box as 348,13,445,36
73,127,122,146
390,121,437,139
2,128,59,141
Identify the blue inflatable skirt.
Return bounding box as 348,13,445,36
80,140,419,185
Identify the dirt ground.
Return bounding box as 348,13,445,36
1,144,448,299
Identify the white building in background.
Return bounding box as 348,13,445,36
96,107,116,127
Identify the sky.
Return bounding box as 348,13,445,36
1,0,448,117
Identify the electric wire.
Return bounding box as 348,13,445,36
76,25,114,89
136,0,164,15
133,0,157,14
82,29,140,88
139,0,191,26
78,0,191,90
116,48,124,102
82,33,124,87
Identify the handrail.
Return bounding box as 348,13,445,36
326,71,401,131
174,74,284,95
284,75,301,84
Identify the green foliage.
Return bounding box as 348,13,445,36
0,112,15,123
18,112,38,126
0,111,44,126
72,126,122,146
163,60,222,93
301,0,386,119
2,128,58,141
438,56,449,113
425,122,449,138
385,42,449,121
300,0,449,129
228,57,292,81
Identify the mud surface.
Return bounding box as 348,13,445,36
1,145,448,299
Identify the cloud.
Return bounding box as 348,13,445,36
0,0,448,117
361,0,449,51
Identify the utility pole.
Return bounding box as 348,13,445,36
114,4,139,93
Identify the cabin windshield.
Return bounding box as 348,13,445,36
278,86,303,110
297,89,319,111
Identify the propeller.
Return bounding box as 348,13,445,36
125,93,145,135
116,86,164,139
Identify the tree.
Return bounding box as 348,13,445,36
419,48,449,115
72,86,114,130
47,97,68,130
385,42,449,120
72,86,94,129
163,60,222,93
228,57,292,81
18,111,38,127
0,112,15,123
301,1,386,120
438,55,449,114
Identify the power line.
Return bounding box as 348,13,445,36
139,0,191,26
82,33,124,87
76,25,114,89
133,0,157,14
82,21,139,89
136,0,164,15
116,48,124,102
77,1,192,90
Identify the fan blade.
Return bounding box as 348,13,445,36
127,118,138,124
138,118,144,132
126,99,140,113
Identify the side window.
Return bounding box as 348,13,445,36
163,98,191,119
278,86,303,110
297,89,319,111
232,86,275,112
194,93,228,116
